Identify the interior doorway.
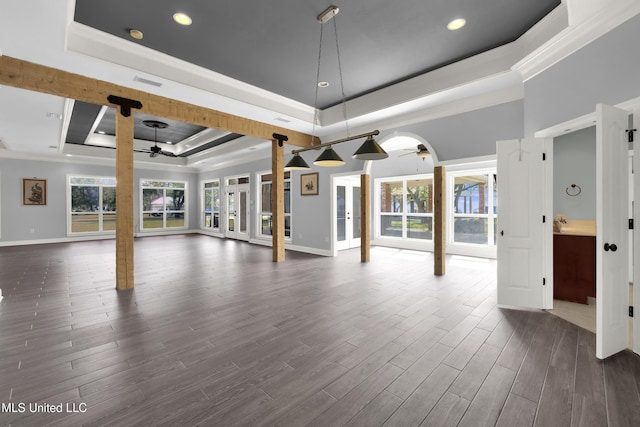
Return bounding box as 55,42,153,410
334,176,361,251
225,176,250,241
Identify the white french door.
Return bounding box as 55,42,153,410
496,138,553,309
226,184,250,241
335,177,361,251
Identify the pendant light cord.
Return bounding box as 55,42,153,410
311,23,324,147
333,16,350,138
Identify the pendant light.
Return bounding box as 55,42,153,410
314,146,345,166
353,135,388,160
284,5,387,168
285,153,311,170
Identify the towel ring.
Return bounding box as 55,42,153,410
565,184,581,197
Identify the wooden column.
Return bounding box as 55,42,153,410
272,138,285,262
361,174,371,263
115,109,135,289
434,166,446,276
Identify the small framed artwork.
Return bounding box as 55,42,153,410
23,178,47,206
300,172,319,196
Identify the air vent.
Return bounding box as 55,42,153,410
134,76,163,87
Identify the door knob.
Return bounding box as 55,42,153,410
604,243,618,252
500,230,504,236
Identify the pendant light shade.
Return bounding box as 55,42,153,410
352,136,388,160
314,147,345,167
284,153,311,170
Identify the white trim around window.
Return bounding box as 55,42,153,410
200,179,221,235
373,173,435,252
255,170,292,242
67,174,117,236
446,167,497,259
139,179,188,232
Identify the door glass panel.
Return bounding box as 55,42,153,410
239,191,247,233
352,187,361,239
337,186,346,242
228,192,235,232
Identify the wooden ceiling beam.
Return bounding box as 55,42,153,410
0,55,316,148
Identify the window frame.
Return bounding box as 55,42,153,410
256,170,292,241
67,174,117,235
446,167,498,258
374,173,435,250
139,179,188,231
201,179,221,232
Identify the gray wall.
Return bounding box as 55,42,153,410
396,100,524,160
524,14,640,135
553,127,596,220
0,158,198,243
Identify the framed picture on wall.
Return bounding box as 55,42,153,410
22,178,47,206
300,172,319,196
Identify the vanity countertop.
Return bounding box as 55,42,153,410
554,219,596,237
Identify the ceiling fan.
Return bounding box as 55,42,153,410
137,120,177,158
400,144,430,160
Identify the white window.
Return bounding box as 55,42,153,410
258,171,291,238
140,180,187,230
202,180,220,230
449,169,497,246
68,175,117,234
377,175,434,241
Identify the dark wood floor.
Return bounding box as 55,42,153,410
1,235,639,426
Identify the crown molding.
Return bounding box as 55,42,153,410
513,0,640,81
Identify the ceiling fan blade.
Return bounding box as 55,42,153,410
399,151,417,157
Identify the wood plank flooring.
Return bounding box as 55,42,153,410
1,235,639,426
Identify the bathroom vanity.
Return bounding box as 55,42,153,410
553,220,596,304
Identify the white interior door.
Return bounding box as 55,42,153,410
596,104,630,359
634,110,640,356
336,177,361,251
496,138,553,309
226,184,250,241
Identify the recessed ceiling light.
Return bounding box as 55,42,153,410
173,12,192,26
447,18,466,31
97,131,106,135
166,141,173,145
318,81,330,88
129,29,144,40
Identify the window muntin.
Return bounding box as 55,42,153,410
141,180,187,230
451,172,497,246
69,176,116,234
259,172,291,238
378,175,433,240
